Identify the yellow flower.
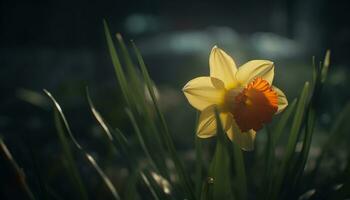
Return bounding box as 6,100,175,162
183,46,288,151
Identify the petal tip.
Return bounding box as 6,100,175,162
182,83,189,92
211,45,219,52
196,130,216,138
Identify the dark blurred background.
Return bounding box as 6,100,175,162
0,0,349,199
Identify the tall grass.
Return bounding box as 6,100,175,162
1,22,349,200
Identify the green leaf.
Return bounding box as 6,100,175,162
86,88,114,141
115,34,142,98
206,108,233,200
262,99,297,199
312,102,350,177
232,144,247,200
321,50,331,83
132,42,195,199
115,33,146,113
209,141,232,200
124,171,140,200
140,171,162,200
272,98,298,145
0,137,37,200
194,112,203,200
86,88,133,166
53,110,88,200
103,20,131,107
292,106,316,189
125,108,164,173
45,89,121,200
270,82,310,199
291,55,326,190
84,153,121,200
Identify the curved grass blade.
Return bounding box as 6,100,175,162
53,110,88,200
263,99,297,198
270,82,310,200
86,88,134,167
141,172,162,200
85,153,121,200
291,54,329,191
44,89,82,149
0,137,36,200
45,89,121,200
132,42,195,199
86,88,113,141
125,108,158,171
103,20,131,108
124,108,169,180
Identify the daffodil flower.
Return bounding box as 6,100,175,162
183,46,288,151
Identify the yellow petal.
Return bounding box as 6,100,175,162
209,46,238,88
273,86,288,114
236,60,274,85
183,77,225,111
227,119,256,151
197,106,233,138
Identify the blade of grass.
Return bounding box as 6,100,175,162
263,99,297,199
86,88,135,168
292,106,316,190
128,111,171,183
272,99,298,145
321,50,331,83
140,172,162,200
194,111,203,200
103,20,131,107
0,137,36,200
269,82,310,200
125,108,164,173
132,42,195,199
115,32,171,180
291,55,329,193
85,153,121,200
195,136,203,200
115,33,145,113
44,90,82,149
232,144,247,200
105,29,169,178
45,89,121,200
123,170,140,200
312,102,350,178
111,128,136,166
331,155,350,199
53,110,88,200
115,33,142,95
206,108,233,200
86,88,113,141
200,177,213,200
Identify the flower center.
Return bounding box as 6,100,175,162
225,78,278,132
